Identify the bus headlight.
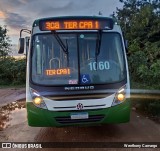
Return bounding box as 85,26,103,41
112,86,126,106
30,88,47,109
117,93,125,102
33,96,43,105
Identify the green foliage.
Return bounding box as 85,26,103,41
0,26,11,59
117,0,160,118
0,57,26,85
0,25,26,85
116,0,160,87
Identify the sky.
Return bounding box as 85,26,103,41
0,0,123,47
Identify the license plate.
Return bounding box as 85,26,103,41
70,112,88,120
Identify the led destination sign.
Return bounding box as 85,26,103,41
46,68,71,76
39,18,114,30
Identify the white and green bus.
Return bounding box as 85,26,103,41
18,16,130,127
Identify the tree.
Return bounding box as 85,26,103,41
0,26,26,85
116,0,160,86
0,26,11,59
117,0,160,42
117,0,160,118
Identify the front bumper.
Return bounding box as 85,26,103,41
27,99,130,127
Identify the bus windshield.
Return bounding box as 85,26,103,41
31,32,126,85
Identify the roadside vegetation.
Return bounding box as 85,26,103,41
116,0,160,120
0,26,26,87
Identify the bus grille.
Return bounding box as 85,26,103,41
55,115,105,124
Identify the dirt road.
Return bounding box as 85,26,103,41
0,88,160,151
0,88,25,106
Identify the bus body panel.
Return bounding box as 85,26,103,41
44,94,114,111
27,99,130,127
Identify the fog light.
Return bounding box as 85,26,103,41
33,97,43,105
117,93,125,101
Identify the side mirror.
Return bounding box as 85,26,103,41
18,38,25,54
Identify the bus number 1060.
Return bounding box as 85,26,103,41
88,61,110,71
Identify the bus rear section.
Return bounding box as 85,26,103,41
19,16,130,127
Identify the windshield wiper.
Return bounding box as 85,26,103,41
95,30,102,57
95,30,102,69
52,31,68,55
52,31,69,66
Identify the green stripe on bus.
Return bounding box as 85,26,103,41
27,99,130,127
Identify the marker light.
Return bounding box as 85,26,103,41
33,97,43,105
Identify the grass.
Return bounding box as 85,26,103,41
130,80,160,90
131,80,160,123
0,84,25,89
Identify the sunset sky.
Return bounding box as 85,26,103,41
0,0,123,46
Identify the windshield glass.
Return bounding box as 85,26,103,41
31,32,126,85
